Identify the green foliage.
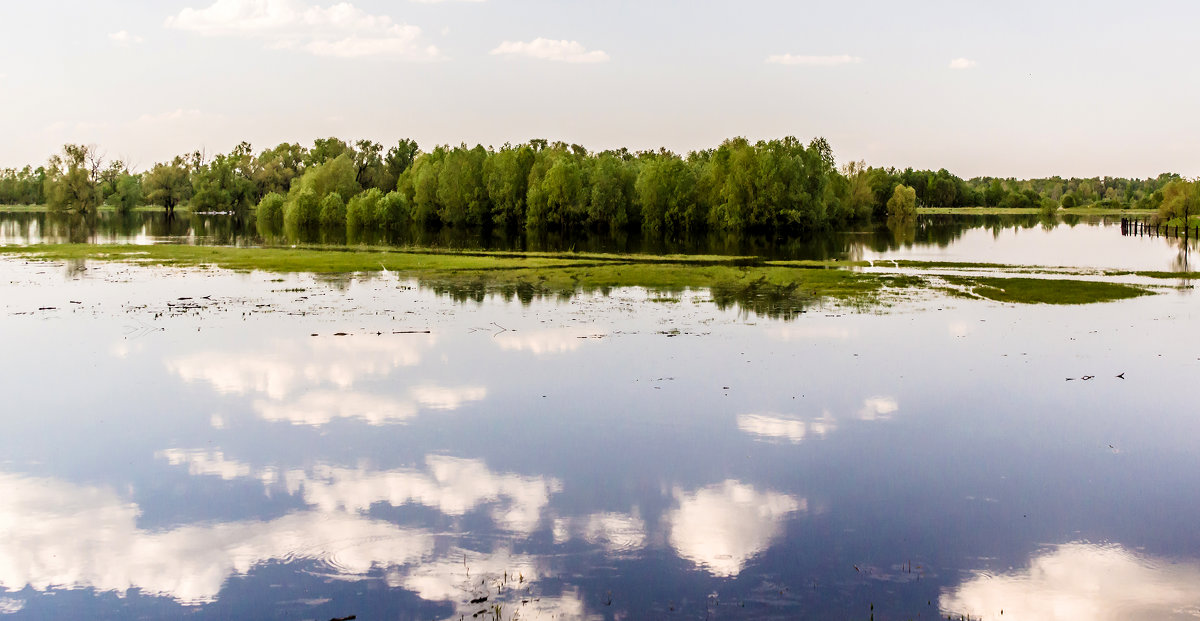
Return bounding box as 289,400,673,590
485,144,534,228
256,192,286,231
319,192,346,228
190,150,256,214
636,152,697,231
346,188,382,231
108,173,143,213
252,142,306,199
0,166,47,205
1157,179,1200,224
44,144,102,213
291,153,360,205
375,191,410,230
886,184,918,219
526,148,585,230
306,137,350,167
588,153,637,229
383,139,420,191
401,147,444,225
19,134,1193,238
284,187,320,229
437,145,489,226
143,158,192,212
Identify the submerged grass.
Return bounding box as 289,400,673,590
918,206,1155,216
0,243,1157,311
942,275,1150,304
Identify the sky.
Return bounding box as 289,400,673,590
1,0,1198,179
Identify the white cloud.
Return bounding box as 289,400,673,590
281,455,561,533
941,543,1200,620
158,449,257,481
0,472,434,605
159,451,560,535
767,54,863,66
858,396,899,421
494,326,604,356
108,30,144,46
667,480,804,577
167,335,434,400
737,413,836,444
949,57,977,69
490,38,609,63
166,0,441,60
252,384,485,426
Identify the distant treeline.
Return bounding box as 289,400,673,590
2,137,1196,232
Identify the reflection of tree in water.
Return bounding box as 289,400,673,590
711,278,812,320
3,211,256,245
1168,234,1198,276
885,215,916,246
43,211,97,244
421,275,813,320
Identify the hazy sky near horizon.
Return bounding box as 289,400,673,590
1,0,1197,178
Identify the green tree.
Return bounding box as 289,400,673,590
142,157,192,213
353,140,390,190
291,153,360,203
375,191,410,230
190,150,256,215
108,173,143,213
306,137,351,167
636,152,697,232
44,144,102,213
284,187,320,229
587,152,637,229
346,188,383,231
436,144,490,226
383,139,420,191
255,192,286,232
527,149,584,230
886,184,918,219
319,192,346,228
399,147,447,225
252,142,306,198
1157,180,1200,225
484,143,534,229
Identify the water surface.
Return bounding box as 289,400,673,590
1,249,1199,619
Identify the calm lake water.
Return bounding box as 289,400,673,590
2,209,1197,272
1,215,1199,619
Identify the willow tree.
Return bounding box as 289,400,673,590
44,144,102,213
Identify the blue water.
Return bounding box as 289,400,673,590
0,249,1198,620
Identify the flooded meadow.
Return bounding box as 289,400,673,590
1,214,1199,619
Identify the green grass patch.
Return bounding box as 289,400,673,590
943,276,1150,304
1,243,1158,311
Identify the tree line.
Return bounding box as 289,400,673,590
2,137,1193,232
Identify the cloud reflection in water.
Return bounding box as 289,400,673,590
667,480,805,577
941,543,1200,620
167,335,435,400
0,472,434,605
